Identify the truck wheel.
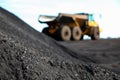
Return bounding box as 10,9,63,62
59,25,71,41
42,27,49,35
71,27,82,41
91,27,100,40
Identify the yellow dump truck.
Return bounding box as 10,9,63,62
38,13,101,41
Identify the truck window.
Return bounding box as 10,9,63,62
89,14,94,21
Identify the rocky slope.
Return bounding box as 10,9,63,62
0,7,120,80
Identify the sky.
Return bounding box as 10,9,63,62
0,0,120,38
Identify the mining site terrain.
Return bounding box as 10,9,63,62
0,7,120,80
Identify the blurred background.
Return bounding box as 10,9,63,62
1,0,120,38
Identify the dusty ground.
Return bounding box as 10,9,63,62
0,7,120,80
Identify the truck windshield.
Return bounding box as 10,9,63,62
88,14,94,21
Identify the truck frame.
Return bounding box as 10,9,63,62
38,13,100,41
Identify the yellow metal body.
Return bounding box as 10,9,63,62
88,21,99,27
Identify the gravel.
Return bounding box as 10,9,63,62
0,7,120,80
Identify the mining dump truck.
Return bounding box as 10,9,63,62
38,13,101,41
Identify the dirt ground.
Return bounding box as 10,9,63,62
0,7,120,80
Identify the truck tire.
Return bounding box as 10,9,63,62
91,27,100,40
42,27,49,36
71,27,82,41
59,25,71,41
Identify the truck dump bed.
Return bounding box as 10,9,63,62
39,13,89,27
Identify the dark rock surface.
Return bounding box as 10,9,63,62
0,7,120,80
